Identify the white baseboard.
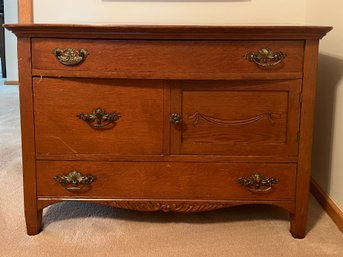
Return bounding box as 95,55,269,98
3,80,19,85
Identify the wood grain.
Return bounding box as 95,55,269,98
4,24,332,40
33,78,165,156
6,25,331,237
31,39,304,76
36,199,295,214
37,161,297,201
290,40,319,238
35,154,299,163
31,70,303,81
18,0,33,24
172,80,301,156
17,37,42,235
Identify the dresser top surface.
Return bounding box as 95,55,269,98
5,24,332,40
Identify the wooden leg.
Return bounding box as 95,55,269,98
25,209,43,235
290,212,307,239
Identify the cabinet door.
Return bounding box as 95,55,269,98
170,80,301,156
34,78,165,156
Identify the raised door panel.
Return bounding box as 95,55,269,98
171,80,301,156
34,78,165,156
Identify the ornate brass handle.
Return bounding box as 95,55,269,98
52,48,88,66
54,170,96,191
245,48,286,67
77,108,121,129
237,173,279,193
170,113,182,125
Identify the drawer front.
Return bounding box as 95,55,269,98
171,80,301,156
32,39,304,76
34,78,164,155
37,161,296,201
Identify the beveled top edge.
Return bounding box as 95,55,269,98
4,24,333,40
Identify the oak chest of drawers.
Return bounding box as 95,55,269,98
6,24,331,237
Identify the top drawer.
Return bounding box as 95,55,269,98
31,39,304,79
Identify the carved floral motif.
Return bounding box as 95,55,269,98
107,201,232,212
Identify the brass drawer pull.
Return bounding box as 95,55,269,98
77,108,121,129
237,173,279,193
54,170,96,192
52,48,88,66
170,113,182,125
245,48,286,67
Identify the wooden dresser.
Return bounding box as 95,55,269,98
6,24,331,237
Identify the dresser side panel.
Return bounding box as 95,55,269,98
17,37,42,235
291,39,320,238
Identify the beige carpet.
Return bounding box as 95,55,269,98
0,85,342,257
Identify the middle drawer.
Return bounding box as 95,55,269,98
34,78,165,156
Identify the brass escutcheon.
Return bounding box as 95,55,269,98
170,113,182,125
54,170,96,192
237,173,279,193
245,48,286,67
77,108,121,129
52,48,88,66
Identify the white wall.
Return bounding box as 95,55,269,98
306,0,343,211
4,0,18,81
34,0,306,25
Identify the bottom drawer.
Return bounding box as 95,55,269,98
36,161,296,201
